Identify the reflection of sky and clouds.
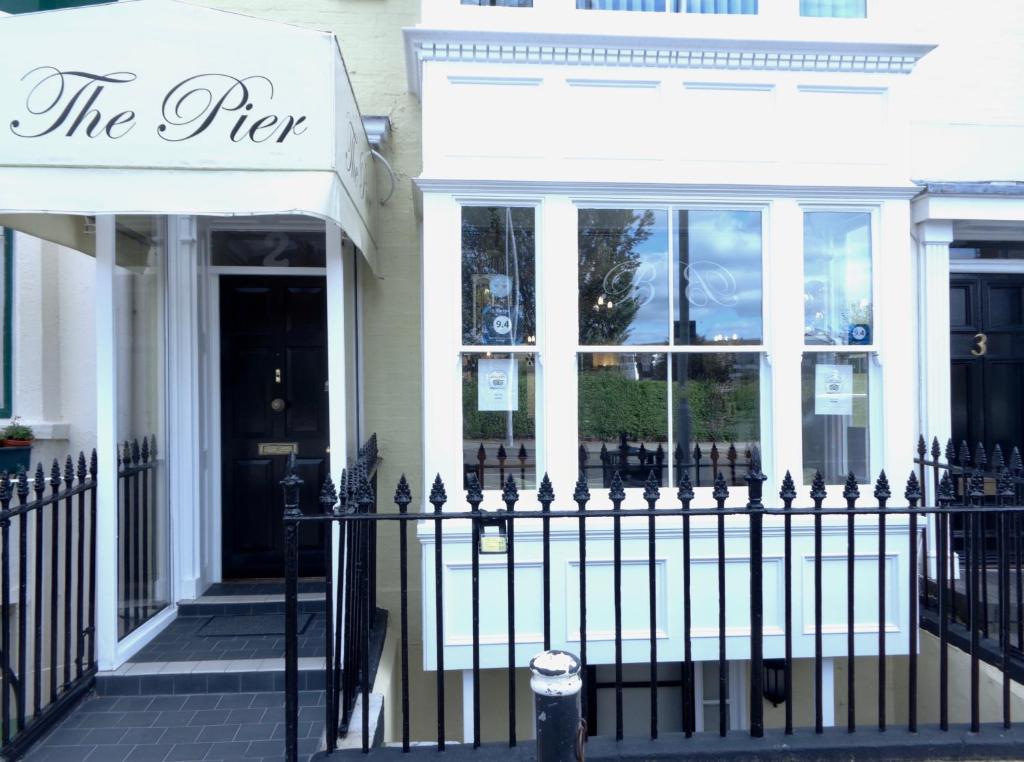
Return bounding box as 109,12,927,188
677,211,762,345
804,212,872,345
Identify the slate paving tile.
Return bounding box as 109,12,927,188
120,711,160,727
84,745,133,761
152,710,197,727
234,722,274,742
225,707,265,724
155,725,203,744
122,727,168,745
215,693,255,709
114,696,155,712
43,727,91,746
164,742,213,761
188,708,231,726
196,724,240,743
83,727,130,745
181,695,220,710
204,741,251,760
124,744,172,761
147,696,188,712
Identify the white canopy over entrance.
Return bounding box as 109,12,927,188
0,0,378,271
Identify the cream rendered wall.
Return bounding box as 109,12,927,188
7,232,96,468
910,0,1024,181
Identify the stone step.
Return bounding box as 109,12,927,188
96,657,328,696
177,593,326,617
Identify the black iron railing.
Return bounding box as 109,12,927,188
286,438,1024,759
0,452,97,760
117,437,165,639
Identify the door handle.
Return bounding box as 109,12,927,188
275,368,282,384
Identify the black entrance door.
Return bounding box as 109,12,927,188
950,275,1024,454
220,275,329,579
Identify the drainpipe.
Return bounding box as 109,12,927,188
530,650,585,762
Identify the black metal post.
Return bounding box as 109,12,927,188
714,472,729,737
531,651,583,762
282,456,303,762
573,475,590,734
843,473,859,734
905,472,921,733
746,449,766,738
643,472,659,740
811,471,826,734
429,475,447,751
394,476,412,753
610,472,625,741
503,475,519,748
679,472,694,737
874,472,890,732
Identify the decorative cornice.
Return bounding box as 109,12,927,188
414,177,924,201
403,27,935,97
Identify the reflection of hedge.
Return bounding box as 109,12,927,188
578,371,758,443
463,368,759,443
463,373,535,439
578,371,667,441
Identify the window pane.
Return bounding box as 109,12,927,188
461,0,532,5
579,208,669,346
578,353,668,488
462,207,536,347
801,352,869,484
115,215,170,638
577,0,666,10
804,212,872,346
672,353,760,487
800,0,866,17
676,210,762,345
211,230,326,267
680,0,757,13
463,353,536,490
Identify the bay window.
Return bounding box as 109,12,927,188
444,198,884,497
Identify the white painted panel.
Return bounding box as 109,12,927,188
562,79,662,162
800,552,901,634
677,83,777,164
564,557,669,642
443,561,545,645
439,76,545,160
793,86,888,166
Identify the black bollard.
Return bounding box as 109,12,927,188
531,650,584,762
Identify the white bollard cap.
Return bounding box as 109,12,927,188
529,650,582,697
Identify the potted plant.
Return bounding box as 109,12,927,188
2,418,33,448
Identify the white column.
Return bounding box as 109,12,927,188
462,670,474,743
94,215,118,671
821,657,836,727
916,220,953,576
326,223,349,660
916,220,954,451
166,216,202,601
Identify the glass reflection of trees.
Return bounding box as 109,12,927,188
578,208,667,345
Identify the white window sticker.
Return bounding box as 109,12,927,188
814,364,853,416
478,358,519,412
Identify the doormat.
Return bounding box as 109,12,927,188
197,613,314,638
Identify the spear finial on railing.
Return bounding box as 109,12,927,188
538,473,555,506
501,474,519,510
77,452,87,483
997,468,1015,503
90,449,98,479
931,437,941,461
712,470,729,505
578,445,588,469
873,470,891,507
958,440,971,469
917,435,926,459
49,458,61,490
429,474,447,512
16,466,28,502
937,471,955,503
573,472,590,506
64,455,74,486
643,470,660,507
745,446,766,509
1012,447,1024,475
33,463,44,494
677,470,694,506
779,471,797,507
974,442,988,471
944,438,955,465
0,471,11,506
810,471,827,505
904,472,921,506
356,470,375,512
992,444,1005,471
609,471,625,504
843,472,860,505
465,473,483,509
319,473,338,514
394,474,413,514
